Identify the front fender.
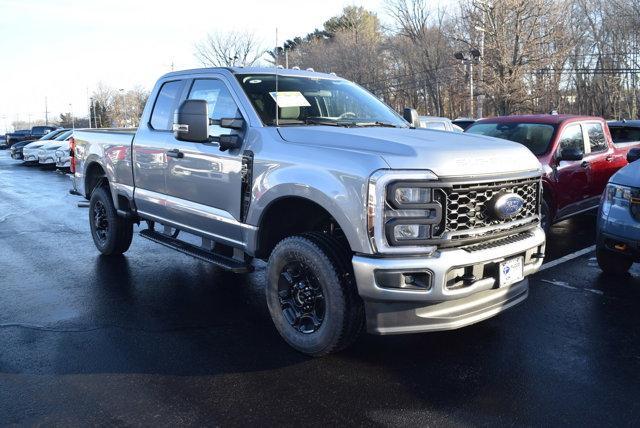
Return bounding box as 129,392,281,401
246,164,372,254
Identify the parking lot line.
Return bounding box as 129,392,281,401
538,245,596,272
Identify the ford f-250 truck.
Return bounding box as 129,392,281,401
71,67,546,356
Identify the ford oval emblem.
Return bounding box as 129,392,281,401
491,193,525,220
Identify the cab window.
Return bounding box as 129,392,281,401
557,124,584,157
150,80,185,131
585,123,607,152
188,79,241,137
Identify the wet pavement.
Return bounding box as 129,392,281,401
1,150,639,426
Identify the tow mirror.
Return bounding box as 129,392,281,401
403,108,421,128
558,147,583,161
173,99,209,143
627,147,640,163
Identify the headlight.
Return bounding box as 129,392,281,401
601,184,632,217
368,171,443,254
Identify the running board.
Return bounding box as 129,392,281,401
139,229,253,273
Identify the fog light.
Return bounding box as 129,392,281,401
394,224,430,240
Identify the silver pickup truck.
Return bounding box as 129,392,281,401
71,67,545,356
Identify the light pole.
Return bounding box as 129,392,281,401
454,48,482,118
475,26,486,118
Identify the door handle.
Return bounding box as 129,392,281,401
605,155,614,162
166,149,184,159
580,161,589,168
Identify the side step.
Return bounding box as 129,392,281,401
139,229,253,273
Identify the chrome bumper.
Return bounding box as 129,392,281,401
352,226,545,334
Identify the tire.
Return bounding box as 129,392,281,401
596,246,632,276
541,198,551,234
266,233,364,356
89,185,133,255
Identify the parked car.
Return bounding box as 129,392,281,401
0,135,5,147
23,130,72,163
596,148,640,275
452,117,476,130
466,114,640,231
607,119,640,146
3,129,31,148
10,128,68,160
38,137,72,166
71,67,545,356
5,126,59,148
418,116,462,132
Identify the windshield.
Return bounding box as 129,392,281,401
39,129,62,140
466,122,556,155
236,74,407,128
54,130,73,141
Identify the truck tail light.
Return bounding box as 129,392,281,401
69,137,76,173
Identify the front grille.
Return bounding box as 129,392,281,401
443,177,540,239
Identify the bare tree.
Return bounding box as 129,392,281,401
194,31,265,67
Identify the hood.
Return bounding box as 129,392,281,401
610,161,640,187
278,126,542,178
41,141,67,150
23,141,45,149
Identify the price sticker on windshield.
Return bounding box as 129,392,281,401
269,91,311,108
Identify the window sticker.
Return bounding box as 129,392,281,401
269,91,311,108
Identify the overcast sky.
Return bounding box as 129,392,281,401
0,0,451,131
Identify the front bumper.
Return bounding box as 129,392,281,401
38,153,57,165
352,227,545,334
23,151,39,162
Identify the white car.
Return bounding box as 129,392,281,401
23,130,73,163
38,140,69,165
54,143,74,168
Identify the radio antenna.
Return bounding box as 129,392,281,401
275,27,279,127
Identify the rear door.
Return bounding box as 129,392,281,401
554,123,591,216
582,121,624,201
133,79,187,219
163,77,247,245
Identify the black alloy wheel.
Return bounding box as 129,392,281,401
278,260,326,334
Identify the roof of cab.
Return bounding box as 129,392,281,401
475,114,604,125
160,67,341,80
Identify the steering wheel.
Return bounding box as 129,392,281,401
337,112,357,120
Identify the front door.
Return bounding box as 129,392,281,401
164,77,246,245
554,123,591,217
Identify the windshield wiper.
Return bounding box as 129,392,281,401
352,121,402,128
304,118,358,127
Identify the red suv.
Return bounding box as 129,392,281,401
466,115,639,231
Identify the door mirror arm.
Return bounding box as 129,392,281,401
209,134,242,152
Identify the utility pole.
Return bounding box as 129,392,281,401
69,103,74,129
44,97,49,125
454,49,481,118
87,87,91,129
119,88,127,127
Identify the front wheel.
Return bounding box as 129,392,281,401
596,247,633,276
89,185,133,255
266,233,364,356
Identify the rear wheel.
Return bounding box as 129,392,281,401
597,247,633,276
266,233,364,356
89,185,133,255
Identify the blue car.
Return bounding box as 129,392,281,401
597,148,640,274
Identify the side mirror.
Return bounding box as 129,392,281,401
627,147,640,163
403,108,421,128
557,147,583,161
173,99,209,143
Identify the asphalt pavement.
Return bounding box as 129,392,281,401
1,151,639,426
